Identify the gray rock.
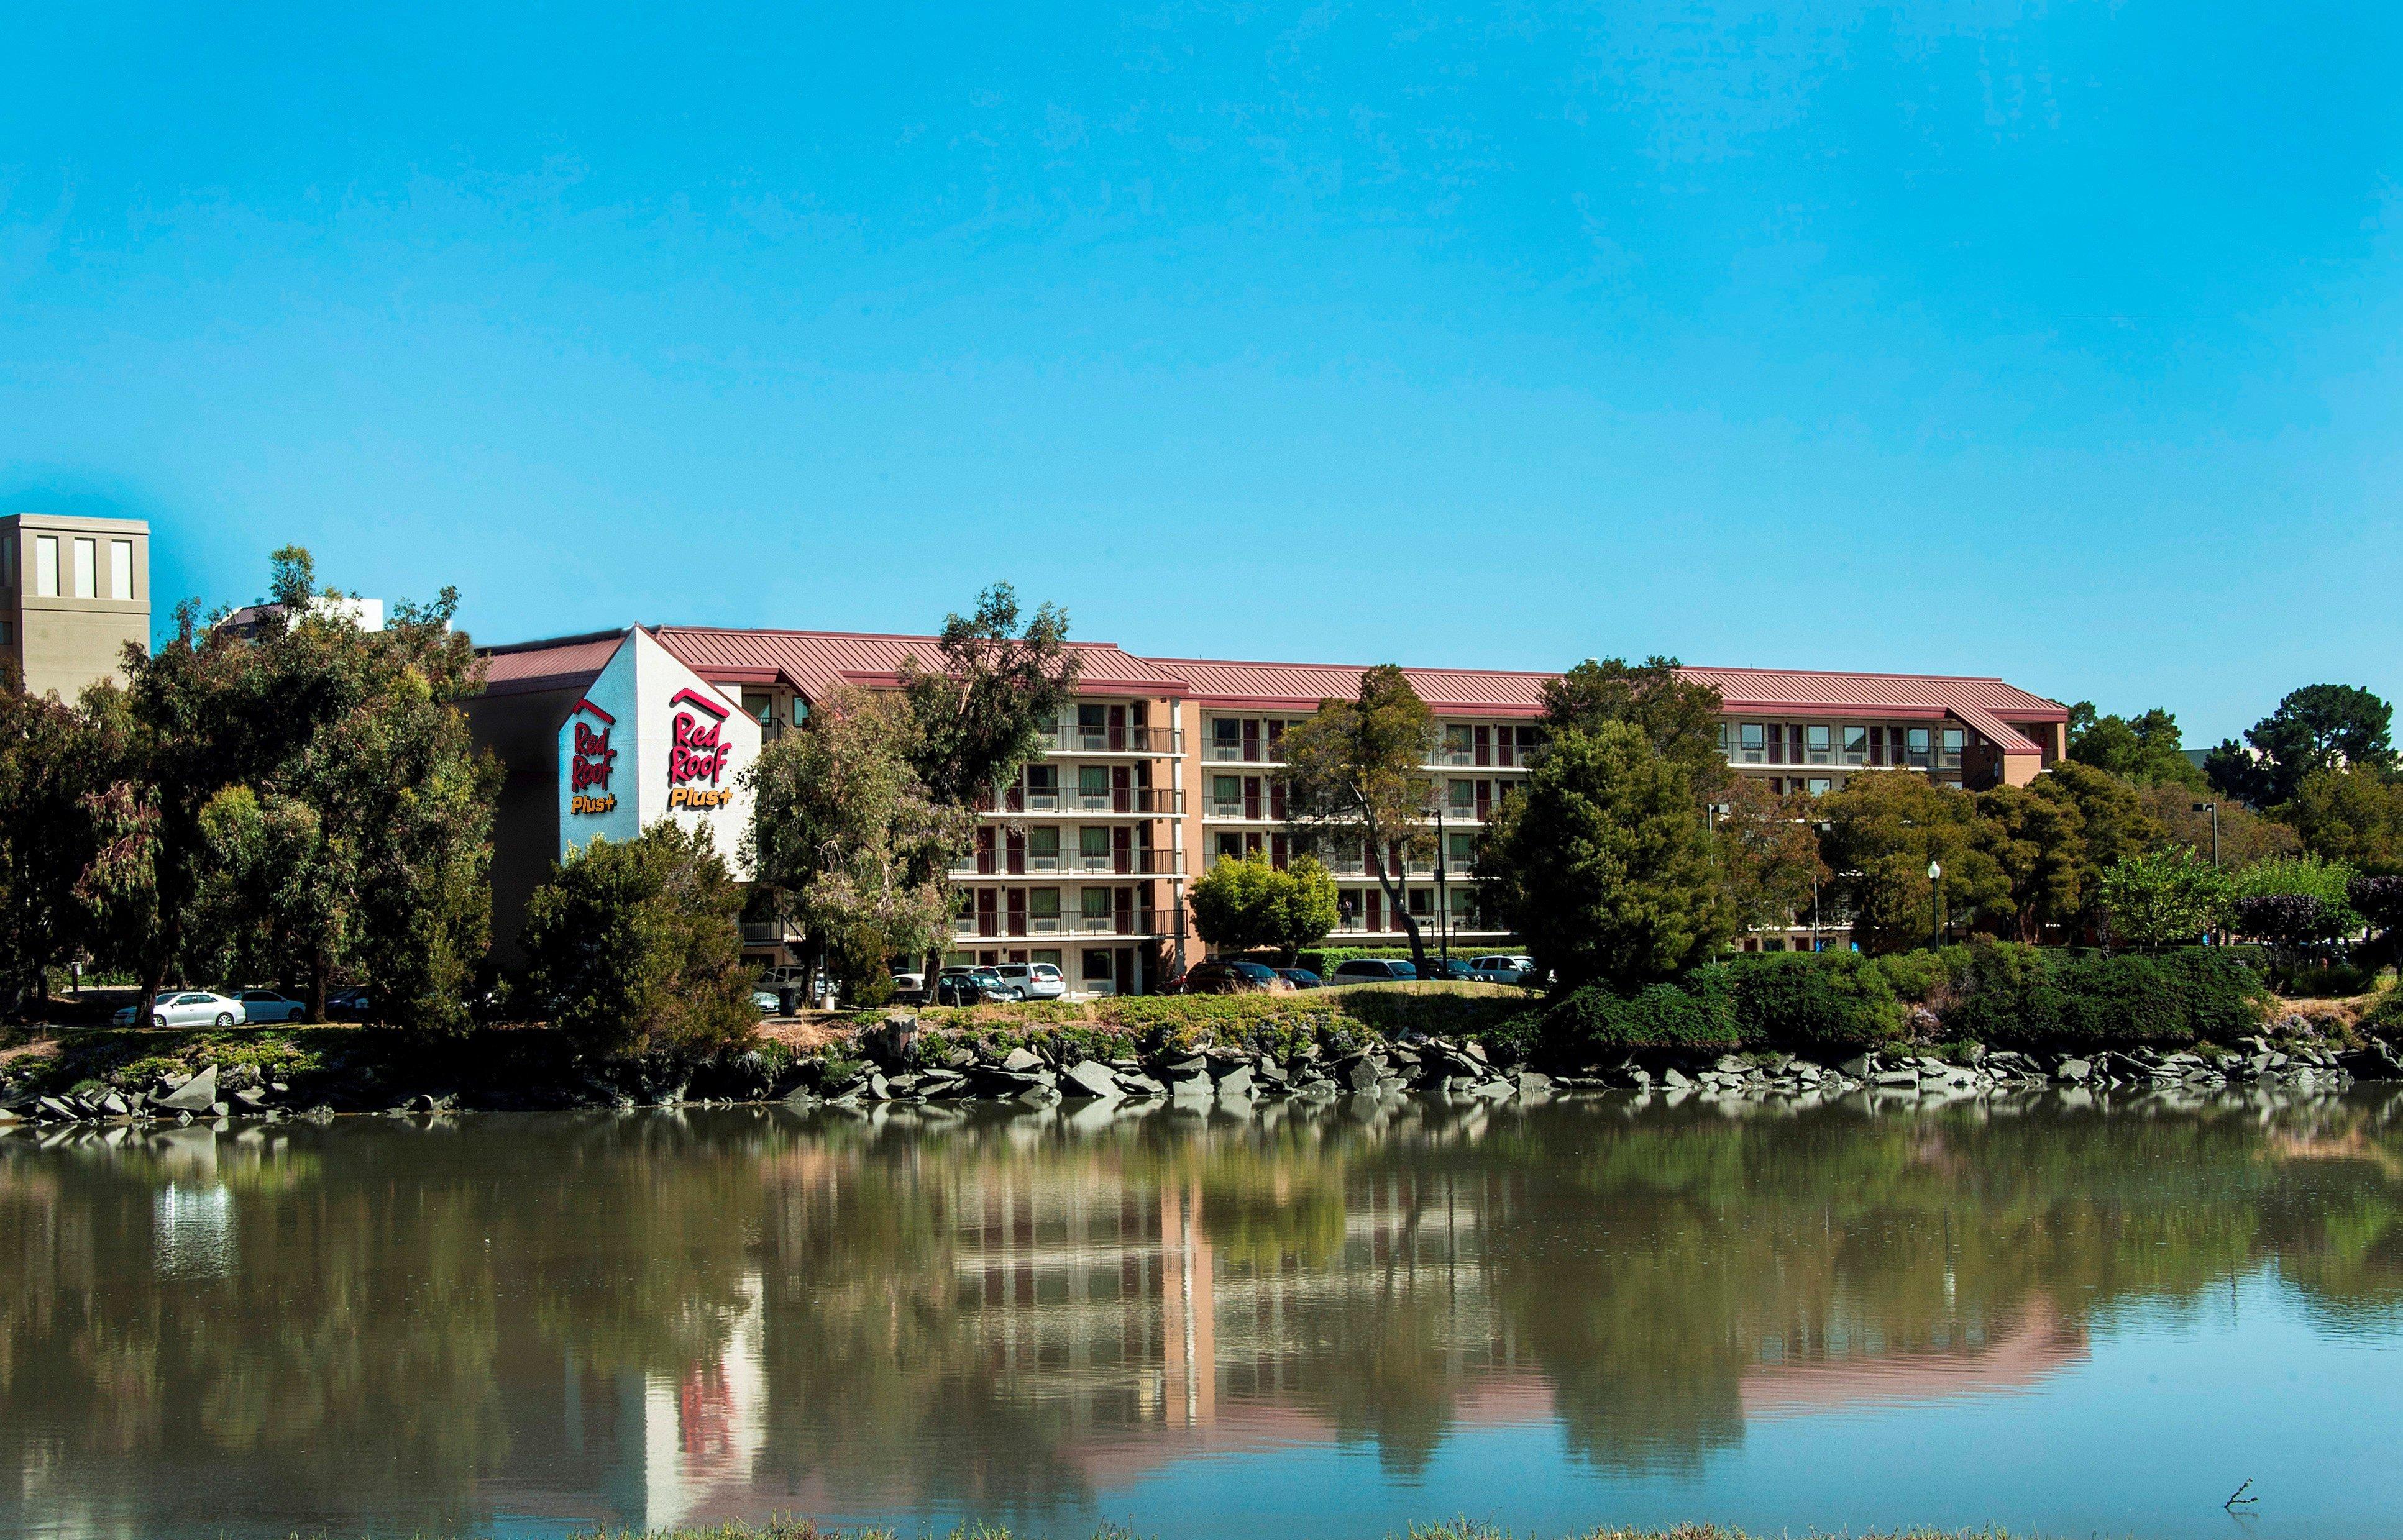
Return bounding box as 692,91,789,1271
1516,1071,1554,1096
1839,1055,1875,1078
1215,1065,1255,1100
1345,1059,1383,1094
1660,1067,1693,1090
233,1087,270,1108
2055,1059,2093,1083
999,1047,1044,1074
36,1096,80,1122
1061,1060,1122,1100
152,1066,219,1113
1169,1073,1214,1101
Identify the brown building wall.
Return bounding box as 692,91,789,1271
1,514,151,699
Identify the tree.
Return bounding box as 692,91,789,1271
1480,721,1729,991
1813,771,2008,955
2284,766,2403,875
519,819,759,1058
897,583,1081,979
1710,776,1826,937
73,549,495,1026
2066,703,2207,789
2207,684,2397,807
0,671,109,1014
1538,657,1729,798
1279,665,1440,978
2098,849,2230,950
744,688,975,993
1972,782,2085,942
2136,781,2299,869
1190,852,1340,962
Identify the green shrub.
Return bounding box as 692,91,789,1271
1875,949,1952,1005
1936,942,2265,1048
1540,983,1739,1061
1938,940,2064,1045
1721,952,1905,1047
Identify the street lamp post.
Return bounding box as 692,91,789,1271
1432,801,1450,970
1928,859,1944,950
2192,801,2220,868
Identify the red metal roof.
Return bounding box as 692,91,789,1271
1156,658,2063,755
475,629,628,697
648,626,1189,701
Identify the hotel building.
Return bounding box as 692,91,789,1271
467,626,2067,991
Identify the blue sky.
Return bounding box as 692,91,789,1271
4,1,2399,742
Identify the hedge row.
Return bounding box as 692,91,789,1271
1539,942,2273,1060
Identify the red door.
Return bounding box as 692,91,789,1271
975,827,997,875
1113,826,1133,875
1007,888,1028,937
1243,776,1261,819
1108,704,1127,751
1366,890,1383,932
1114,886,1136,936
1242,719,1260,762
1005,828,1026,875
976,889,998,937
1475,726,1491,767
1113,765,1132,813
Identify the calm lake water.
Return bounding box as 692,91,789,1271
4,1091,2402,1540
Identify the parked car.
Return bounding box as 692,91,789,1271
1328,958,1417,984
1276,968,1324,990
991,962,1068,1001
236,989,308,1023
325,988,377,1021
114,990,247,1027
890,972,928,1003
752,988,784,1015
936,967,1011,1006
1469,955,1539,986
1179,959,1293,995
1422,959,1479,982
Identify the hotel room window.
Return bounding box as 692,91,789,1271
1806,778,1833,796
1448,832,1476,863
1806,725,1833,765
1905,727,1933,767
1027,827,1060,866
1211,718,1240,758
1444,724,1473,760
1081,887,1112,921
1718,722,1732,760
1080,826,1111,862
1448,780,1475,811
1842,726,1868,765
1739,723,1765,763
1078,764,1110,801
1940,727,1965,770
1028,889,1061,926
1024,763,1058,803
1212,775,1241,812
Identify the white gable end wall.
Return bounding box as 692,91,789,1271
556,629,760,877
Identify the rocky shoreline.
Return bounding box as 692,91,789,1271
6,1016,2400,1135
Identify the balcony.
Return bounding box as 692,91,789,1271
1204,795,1286,822
1204,741,1287,765
1000,785,1184,817
953,907,1176,941
1041,725,1184,756
953,848,1188,878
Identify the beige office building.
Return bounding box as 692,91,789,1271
0,513,152,699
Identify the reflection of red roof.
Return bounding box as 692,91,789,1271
650,627,1190,702
1739,1302,2087,1419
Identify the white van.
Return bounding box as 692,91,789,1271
991,962,1069,1001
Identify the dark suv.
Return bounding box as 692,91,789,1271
1179,960,1293,995
1329,959,1417,984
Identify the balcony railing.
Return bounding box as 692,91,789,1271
1040,726,1185,755
1001,785,1184,816
954,907,1174,940
953,848,1186,878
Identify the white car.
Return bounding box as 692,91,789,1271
991,962,1068,1001
114,991,249,1027
1468,955,1540,986
236,990,307,1023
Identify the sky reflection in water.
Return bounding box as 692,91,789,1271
2,1091,2401,1539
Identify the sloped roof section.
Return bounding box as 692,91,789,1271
647,627,1189,701
476,629,628,698
1157,658,1555,716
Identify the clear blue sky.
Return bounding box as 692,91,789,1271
5,2,2398,743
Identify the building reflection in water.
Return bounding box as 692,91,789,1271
1,1091,2401,1539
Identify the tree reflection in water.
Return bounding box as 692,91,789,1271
0,1090,2399,1538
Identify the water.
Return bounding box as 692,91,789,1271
4,1091,2402,1540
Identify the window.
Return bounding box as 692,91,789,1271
35,535,58,597
1211,718,1240,757
111,540,132,601
1025,764,1058,798
1447,831,1475,862
1448,779,1475,810
1082,950,1114,981
1718,722,1732,759
72,538,94,598
1444,724,1473,757
1212,775,1240,807
1215,832,1244,860
1081,887,1112,919
1806,778,1832,797
1739,722,1765,763
1032,949,1063,967
1408,888,1432,916
1028,889,1061,919
1078,703,1106,731
1080,826,1110,858
1028,826,1060,860
1905,727,1933,767
1078,764,1109,798
741,691,774,729
1940,727,1965,769
1842,726,1868,765
1806,725,1833,765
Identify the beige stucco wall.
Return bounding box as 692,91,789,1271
2,514,151,699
